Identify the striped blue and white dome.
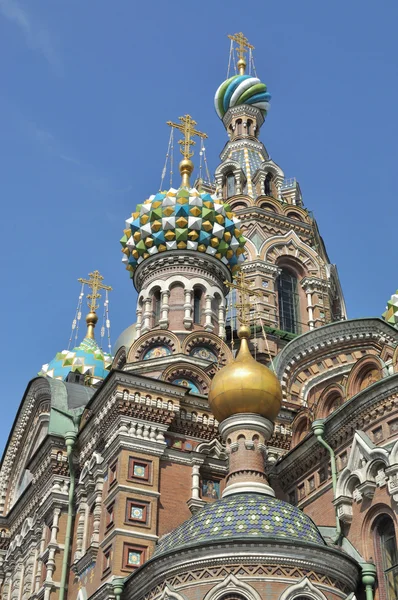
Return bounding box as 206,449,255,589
214,74,271,119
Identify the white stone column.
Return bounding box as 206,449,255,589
218,302,226,339
159,290,170,329
50,507,61,543
234,171,242,195
135,305,143,339
141,297,152,334
191,463,201,500
74,493,88,561
306,291,315,330
204,295,214,332
184,289,193,330
91,479,104,547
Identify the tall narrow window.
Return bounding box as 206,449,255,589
153,290,161,326
193,289,202,324
277,269,300,334
375,516,398,599
247,119,253,135
264,173,272,195
226,173,235,197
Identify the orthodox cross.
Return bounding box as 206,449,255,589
224,271,262,325
228,32,254,64
78,270,112,313
167,115,207,160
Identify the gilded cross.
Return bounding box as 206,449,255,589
167,115,207,160
228,32,254,63
224,271,262,325
78,270,112,313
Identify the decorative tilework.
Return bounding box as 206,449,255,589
121,187,246,277
40,337,112,384
155,493,325,556
143,346,171,360
172,378,200,394
383,290,398,328
190,347,217,362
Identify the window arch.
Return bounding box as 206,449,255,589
374,515,398,599
277,269,300,334
193,288,203,324
264,173,273,195
226,173,235,197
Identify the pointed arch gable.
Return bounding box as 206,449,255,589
261,230,322,277
203,574,262,600
279,577,328,600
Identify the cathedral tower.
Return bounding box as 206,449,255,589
210,33,347,361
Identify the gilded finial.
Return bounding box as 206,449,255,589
167,115,207,187
228,32,254,75
78,271,112,339
224,271,262,333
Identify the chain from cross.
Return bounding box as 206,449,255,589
228,32,254,63
224,271,262,325
78,270,112,313
166,115,207,160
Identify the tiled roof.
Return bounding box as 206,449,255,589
155,493,325,556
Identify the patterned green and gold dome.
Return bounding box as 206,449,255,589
40,337,112,385
383,290,398,328
121,186,246,277
155,493,325,556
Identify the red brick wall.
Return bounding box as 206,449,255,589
158,460,192,536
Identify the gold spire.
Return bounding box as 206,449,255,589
224,270,262,328
166,115,207,187
228,32,254,75
78,270,112,339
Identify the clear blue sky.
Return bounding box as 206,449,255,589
1,0,397,452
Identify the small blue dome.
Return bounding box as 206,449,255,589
155,493,325,556
40,337,112,385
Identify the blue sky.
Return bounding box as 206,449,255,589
0,0,397,452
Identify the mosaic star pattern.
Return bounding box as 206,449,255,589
214,74,271,119
383,291,398,328
121,187,246,276
40,337,112,384
155,493,325,556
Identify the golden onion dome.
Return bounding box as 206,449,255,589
208,325,282,422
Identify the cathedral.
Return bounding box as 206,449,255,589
1,32,398,600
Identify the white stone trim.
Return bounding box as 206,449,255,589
279,577,328,600
203,574,262,600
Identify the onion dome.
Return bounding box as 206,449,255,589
214,74,271,119
208,325,282,422
40,313,112,385
121,186,246,277
154,493,325,556
383,290,398,328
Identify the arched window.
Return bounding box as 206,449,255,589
264,173,272,196
193,289,202,324
375,515,398,598
236,119,243,135
226,173,235,197
277,269,300,334
153,289,161,326
246,119,253,135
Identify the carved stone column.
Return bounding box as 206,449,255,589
135,305,143,339
183,289,193,330
159,290,170,329
187,458,205,514
218,302,226,339
204,295,214,332
141,297,152,334
74,491,88,561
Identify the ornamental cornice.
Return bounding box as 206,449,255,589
301,276,331,293
126,539,358,600
222,104,265,129
241,260,281,277
238,209,313,234
133,252,232,294
275,318,398,382
275,374,398,483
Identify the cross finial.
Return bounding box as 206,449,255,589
166,115,208,187
224,271,262,326
228,32,254,75
78,271,112,339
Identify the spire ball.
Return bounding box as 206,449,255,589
208,324,282,423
